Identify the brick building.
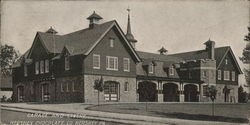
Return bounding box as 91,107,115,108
12,11,242,103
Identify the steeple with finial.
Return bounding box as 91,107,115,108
126,7,137,49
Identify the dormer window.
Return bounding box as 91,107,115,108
65,55,70,71
40,60,44,74
35,61,39,75
149,64,154,74
169,66,174,76
45,59,49,73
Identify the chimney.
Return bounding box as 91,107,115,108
86,11,103,29
204,39,215,60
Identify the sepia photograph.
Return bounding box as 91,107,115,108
0,0,249,125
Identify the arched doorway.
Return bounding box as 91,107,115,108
41,83,50,102
104,81,119,102
138,81,157,102
163,83,179,102
17,86,24,102
184,84,198,102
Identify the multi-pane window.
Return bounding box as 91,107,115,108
93,54,100,69
149,64,154,74
110,38,114,48
203,85,209,96
124,82,129,92
45,59,49,73
65,56,70,70
40,60,44,74
224,71,230,80
169,66,174,75
35,61,39,74
217,70,221,80
24,65,28,77
123,58,130,72
106,56,118,70
232,71,235,81
61,83,64,92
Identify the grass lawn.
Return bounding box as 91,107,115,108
86,103,249,123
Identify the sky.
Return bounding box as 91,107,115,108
1,0,249,89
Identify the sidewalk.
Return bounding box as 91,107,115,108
1,103,248,125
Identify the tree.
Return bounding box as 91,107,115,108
240,26,250,87
0,44,20,76
206,85,217,116
93,76,104,106
238,86,248,103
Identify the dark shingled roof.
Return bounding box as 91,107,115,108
169,46,230,67
87,11,103,20
136,51,184,63
37,20,115,55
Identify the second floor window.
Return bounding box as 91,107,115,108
65,56,70,70
149,64,154,74
24,65,28,77
169,66,174,76
224,71,230,81
218,70,221,80
232,71,235,81
45,59,49,73
35,61,39,74
123,58,130,72
40,60,44,74
93,54,100,69
106,56,118,70
110,38,114,48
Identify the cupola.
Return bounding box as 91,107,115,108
87,11,103,29
46,26,58,34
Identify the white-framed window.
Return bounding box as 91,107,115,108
169,66,174,75
202,70,207,77
124,82,129,92
218,70,221,80
93,54,100,69
110,38,114,48
225,59,228,65
66,82,69,92
106,56,118,71
65,55,70,70
149,64,154,74
123,58,130,72
224,71,230,80
40,60,44,74
35,61,39,74
231,71,235,81
24,65,28,77
61,83,64,92
45,59,49,73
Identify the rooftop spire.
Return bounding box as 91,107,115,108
126,7,137,48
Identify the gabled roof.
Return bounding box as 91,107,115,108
23,20,141,65
87,11,103,20
137,51,184,63
169,46,243,73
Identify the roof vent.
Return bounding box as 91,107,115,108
46,26,58,34
87,11,103,28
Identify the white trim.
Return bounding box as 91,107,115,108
169,66,174,76
217,70,221,80
123,58,130,72
45,59,49,73
27,33,50,58
35,61,39,75
93,54,100,69
224,70,230,81
231,71,235,81
40,60,44,74
106,56,118,71
148,64,154,74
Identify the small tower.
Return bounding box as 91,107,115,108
126,8,137,49
204,38,215,60
46,26,58,34
87,11,103,29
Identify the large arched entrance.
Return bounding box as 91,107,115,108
138,81,157,102
184,84,198,102
163,83,179,102
17,86,24,102
104,81,119,102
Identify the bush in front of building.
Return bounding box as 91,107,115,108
238,86,248,103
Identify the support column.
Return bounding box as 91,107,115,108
179,82,184,102
157,81,163,102
136,80,139,102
